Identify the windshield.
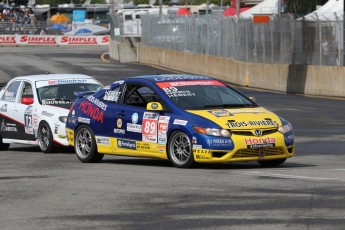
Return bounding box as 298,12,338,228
37,83,101,109
156,80,256,110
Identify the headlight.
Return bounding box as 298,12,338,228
193,126,231,137
278,122,292,134
59,116,67,124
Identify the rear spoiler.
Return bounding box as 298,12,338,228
74,91,96,98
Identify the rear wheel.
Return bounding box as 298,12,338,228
167,131,194,168
38,121,55,153
75,125,103,163
258,158,286,167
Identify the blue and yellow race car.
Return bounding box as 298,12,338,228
66,74,295,168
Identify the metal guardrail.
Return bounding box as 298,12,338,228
136,14,344,66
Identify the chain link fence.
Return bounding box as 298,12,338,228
139,14,344,66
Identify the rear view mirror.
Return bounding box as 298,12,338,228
21,97,34,105
248,97,256,102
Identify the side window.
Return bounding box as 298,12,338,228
102,86,122,103
123,84,161,108
1,81,21,102
20,82,34,100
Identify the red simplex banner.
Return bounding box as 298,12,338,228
0,35,110,45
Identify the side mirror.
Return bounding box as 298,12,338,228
146,102,163,111
248,97,256,102
21,97,34,105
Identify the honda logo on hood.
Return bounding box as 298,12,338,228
254,130,263,136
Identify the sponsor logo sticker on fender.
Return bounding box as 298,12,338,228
245,137,276,148
117,139,136,150
142,112,159,143
173,119,188,126
208,110,233,117
96,136,110,146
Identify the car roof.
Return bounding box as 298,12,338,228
128,74,214,83
12,74,95,82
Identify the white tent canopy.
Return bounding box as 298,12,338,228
298,0,343,21
64,24,109,35
240,0,278,19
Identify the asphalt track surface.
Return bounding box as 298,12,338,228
0,46,344,230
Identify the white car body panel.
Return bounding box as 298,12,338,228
0,74,102,148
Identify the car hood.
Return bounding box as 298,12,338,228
186,107,282,129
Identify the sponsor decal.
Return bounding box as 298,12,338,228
78,100,104,123
153,75,210,82
206,138,233,147
127,123,142,133
254,130,263,136
132,113,139,124
104,90,121,102
60,36,98,45
157,145,166,153
193,144,202,149
0,104,7,112
193,149,212,159
54,124,59,134
77,117,90,124
117,139,136,150
227,109,264,114
161,87,195,98
42,99,72,105
208,110,233,117
173,119,188,126
113,80,124,85
87,95,107,111
3,91,15,102
20,35,57,44
48,79,87,85
41,111,54,117
157,116,170,145
284,134,294,146
1,119,17,132
23,106,34,134
157,80,225,88
96,136,110,146
136,142,151,150
70,110,76,124
142,112,159,143
114,128,125,134
192,136,197,144
151,103,158,109
0,36,16,44
226,120,279,128
117,118,122,128
245,137,276,148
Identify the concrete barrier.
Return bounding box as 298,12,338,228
139,46,345,98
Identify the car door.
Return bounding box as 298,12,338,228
118,83,167,151
13,81,36,141
0,80,22,140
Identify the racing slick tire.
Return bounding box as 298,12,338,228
38,121,55,153
75,125,104,163
167,131,195,168
0,134,10,151
258,158,286,167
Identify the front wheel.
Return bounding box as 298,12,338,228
258,158,286,167
167,131,194,168
38,121,55,153
75,125,103,163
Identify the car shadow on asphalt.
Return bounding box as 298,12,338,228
100,158,315,170
8,146,75,154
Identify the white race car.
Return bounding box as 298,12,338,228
0,74,102,153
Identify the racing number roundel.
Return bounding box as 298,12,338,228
142,112,158,143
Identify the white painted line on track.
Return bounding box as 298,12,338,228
235,171,345,182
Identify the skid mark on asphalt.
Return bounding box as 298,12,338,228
234,170,345,182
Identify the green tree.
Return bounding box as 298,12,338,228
133,0,150,5
285,0,328,15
